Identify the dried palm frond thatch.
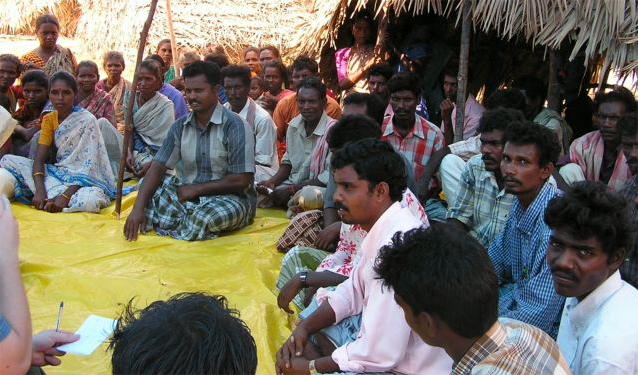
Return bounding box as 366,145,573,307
0,0,80,36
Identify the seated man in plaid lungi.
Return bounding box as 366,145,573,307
124,61,256,241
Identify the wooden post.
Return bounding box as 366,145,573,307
166,0,180,79
454,0,472,143
114,0,160,219
547,49,562,112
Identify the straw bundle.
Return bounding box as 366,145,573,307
0,0,80,36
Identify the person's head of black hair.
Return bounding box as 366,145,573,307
49,71,78,94
156,38,171,51
512,75,547,104
387,72,420,96
296,76,326,98
290,56,318,75
204,53,230,69
76,60,99,77
478,108,526,134
326,114,382,149
375,224,499,339
331,139,406,202
343,92,386,125
109,292,257,375
545,181,631,260
0,54,22,75
140,59,163,81
182,61,221,88
22,70,49,90
147,54,166,69
485,88,527,114
619,112,638,138
259,45,281,59
263,61,289,87
367,63,394,81
593,88,638,114
504,121,561,167
220,64,251,88
35,14,60,31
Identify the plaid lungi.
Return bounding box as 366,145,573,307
144,176,255,241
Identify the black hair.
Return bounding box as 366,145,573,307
251,75,265,89
477,108,526,134
296,76,326,99
220,64,251,87
263,61,289,87
331,139,406,202
35,14,60,31
183,61,221,88
259,45,281,59
485,88,527,113
156,38,171,50
512,75,547,104
326,114,382,149
76,60,99,76
109,292,257,375
442,59,472,83
343,92,386,125
387,72,419,96
204,53,229,69
0,54,21,74
545,181,632,260
504,121,561,167
147,54,166,69
593,88,638,114
290,56,318,75
243,47,259,58
140,59,163,81
367,63,394,81
375,224,499,339
102,51,125,69
21,70,49,91
49,71,78,94
619,112,638,138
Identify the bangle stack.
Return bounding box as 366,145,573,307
33,172,45,178
60,193,71,201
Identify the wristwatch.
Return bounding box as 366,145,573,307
308,359,318,375
299,271,309,288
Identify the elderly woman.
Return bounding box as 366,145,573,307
96,51,131,133
76,60,116,126
0,72,115,213
20,15,77,77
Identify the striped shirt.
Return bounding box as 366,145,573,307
488,182,565,338
382,114,444,180
620,175,638,288
453,318,572,375
154,103,255,185
447,155,514,248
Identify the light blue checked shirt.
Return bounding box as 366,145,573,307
488,181,565,339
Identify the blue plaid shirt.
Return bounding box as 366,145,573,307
488,182,565,338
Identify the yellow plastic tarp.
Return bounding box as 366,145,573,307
15,192,294,375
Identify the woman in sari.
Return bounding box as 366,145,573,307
157,39,176,83
99,59,175,178
20,15,77,77
335,11,378,98
96,51,130,133
10,70,50,156
76,60,116,126
0,72,115,213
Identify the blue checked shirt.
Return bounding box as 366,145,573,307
488,182,565,338
447,155,514,248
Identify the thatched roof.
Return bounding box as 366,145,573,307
288,0,638,76
1,0,315,64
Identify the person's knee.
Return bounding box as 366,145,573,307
0,168,16,198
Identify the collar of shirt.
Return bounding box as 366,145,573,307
383,114,427,139
514,181,558,235
565,270,623,334
289,111,330,137
453,320,506,374
185,102,223,131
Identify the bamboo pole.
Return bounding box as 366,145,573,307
454,0,471,143
114,0,160,219
166,0,180,80
547,49,562,112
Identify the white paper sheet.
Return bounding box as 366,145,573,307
57,314,117,356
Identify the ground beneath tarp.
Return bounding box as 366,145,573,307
16,192,293,375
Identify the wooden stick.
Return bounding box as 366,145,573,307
166,0,180,79
454,0,472,143
114,0,160,219
547,49,562,112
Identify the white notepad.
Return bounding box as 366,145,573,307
57,314,117,356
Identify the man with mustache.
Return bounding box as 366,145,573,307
560,89,637,191
275,139,452,375
618,112,638,288
545,182,638,375
447,108,524,248
381,72,444,182
257,77,335,208
487,121,564,338
124,61,256,241
221,65,278,183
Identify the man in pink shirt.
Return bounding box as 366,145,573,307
276,139,452,375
